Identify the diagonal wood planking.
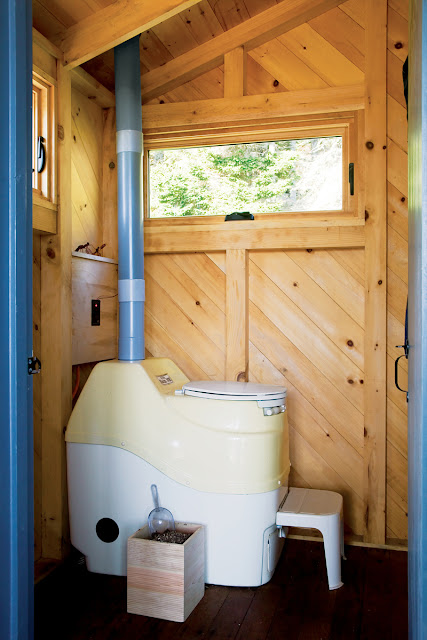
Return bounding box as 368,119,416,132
145,253,226,380
384,0,408,540
249,250,365,534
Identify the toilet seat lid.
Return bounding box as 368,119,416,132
181,380,287,401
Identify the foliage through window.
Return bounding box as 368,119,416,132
148,136,343,218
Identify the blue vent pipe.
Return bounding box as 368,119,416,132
114,37,145,361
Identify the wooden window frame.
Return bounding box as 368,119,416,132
143,111,364,226
32,72,56,205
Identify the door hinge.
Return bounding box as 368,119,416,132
28,355,41,375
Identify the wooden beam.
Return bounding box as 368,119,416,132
363,0,387,545
57,0,202,69
144,221,365,253
142,85,365,130
40,61,73,559
226,250,248,381
141,0,346,101
33,28,62,60
224,47,246,98
33,202,57,235
70,67,115,109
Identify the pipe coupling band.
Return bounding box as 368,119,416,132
116,129,143,154
118,279,145,303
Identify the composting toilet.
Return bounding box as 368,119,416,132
66,357,289,587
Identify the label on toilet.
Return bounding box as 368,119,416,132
157,373,174,385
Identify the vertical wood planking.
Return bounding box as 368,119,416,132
102,107,118,261
40,61,73,559
224,46,246,97
33,235,42,562
226,249,248,381
363,0,387,544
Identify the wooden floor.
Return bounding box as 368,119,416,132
35,539,408,639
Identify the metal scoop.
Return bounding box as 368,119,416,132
148,484,175,535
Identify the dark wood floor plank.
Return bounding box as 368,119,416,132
180,584,230,638
296,565,337,640
235,584,282,640
360,549,394,640
35,540,408,640
266,539,325,639
329,545,365,640
207,587,256,639
391,551,408,640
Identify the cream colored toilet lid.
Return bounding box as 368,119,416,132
181,380,287,401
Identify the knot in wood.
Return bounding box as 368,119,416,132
347,340,354,347
395,42,403,49
365,140,374,150
46,247,55,260
109,161,115,169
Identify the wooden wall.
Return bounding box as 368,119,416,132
139,0,407,543
71,88,104,252
33,0,408,559
33,235,42,562
33,33,73,569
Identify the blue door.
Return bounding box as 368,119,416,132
408,1,427,638
0,0,34,638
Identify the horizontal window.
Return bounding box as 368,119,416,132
147,135,343,219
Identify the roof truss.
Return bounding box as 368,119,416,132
140,0,347,101
56,0,202,69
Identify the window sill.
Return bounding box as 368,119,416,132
144,212,365,253
33,192,57,235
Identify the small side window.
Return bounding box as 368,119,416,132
32,73,56,203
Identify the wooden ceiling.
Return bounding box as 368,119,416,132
32,0,367,103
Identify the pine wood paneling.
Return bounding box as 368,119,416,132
145,254,226,379
278,23,364,87
385,0,408,540
364,0,387,545
33,235,42,562
40,62,73,559
71,254,118,365
250,39,329,91
71,88,104,253
309,6,365,72
225,249,248,381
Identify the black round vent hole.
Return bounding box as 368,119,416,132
96,518,119,543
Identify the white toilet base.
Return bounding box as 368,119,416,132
67,443,287,587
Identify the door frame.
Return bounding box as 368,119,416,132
0,0,34,638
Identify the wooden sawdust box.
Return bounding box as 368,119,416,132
127,522,205,622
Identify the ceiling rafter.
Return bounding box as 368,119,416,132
141,0,347,102
56,0,203,70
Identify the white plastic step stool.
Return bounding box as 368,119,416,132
276,487,344,590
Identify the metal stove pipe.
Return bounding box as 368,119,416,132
114,37,145,361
